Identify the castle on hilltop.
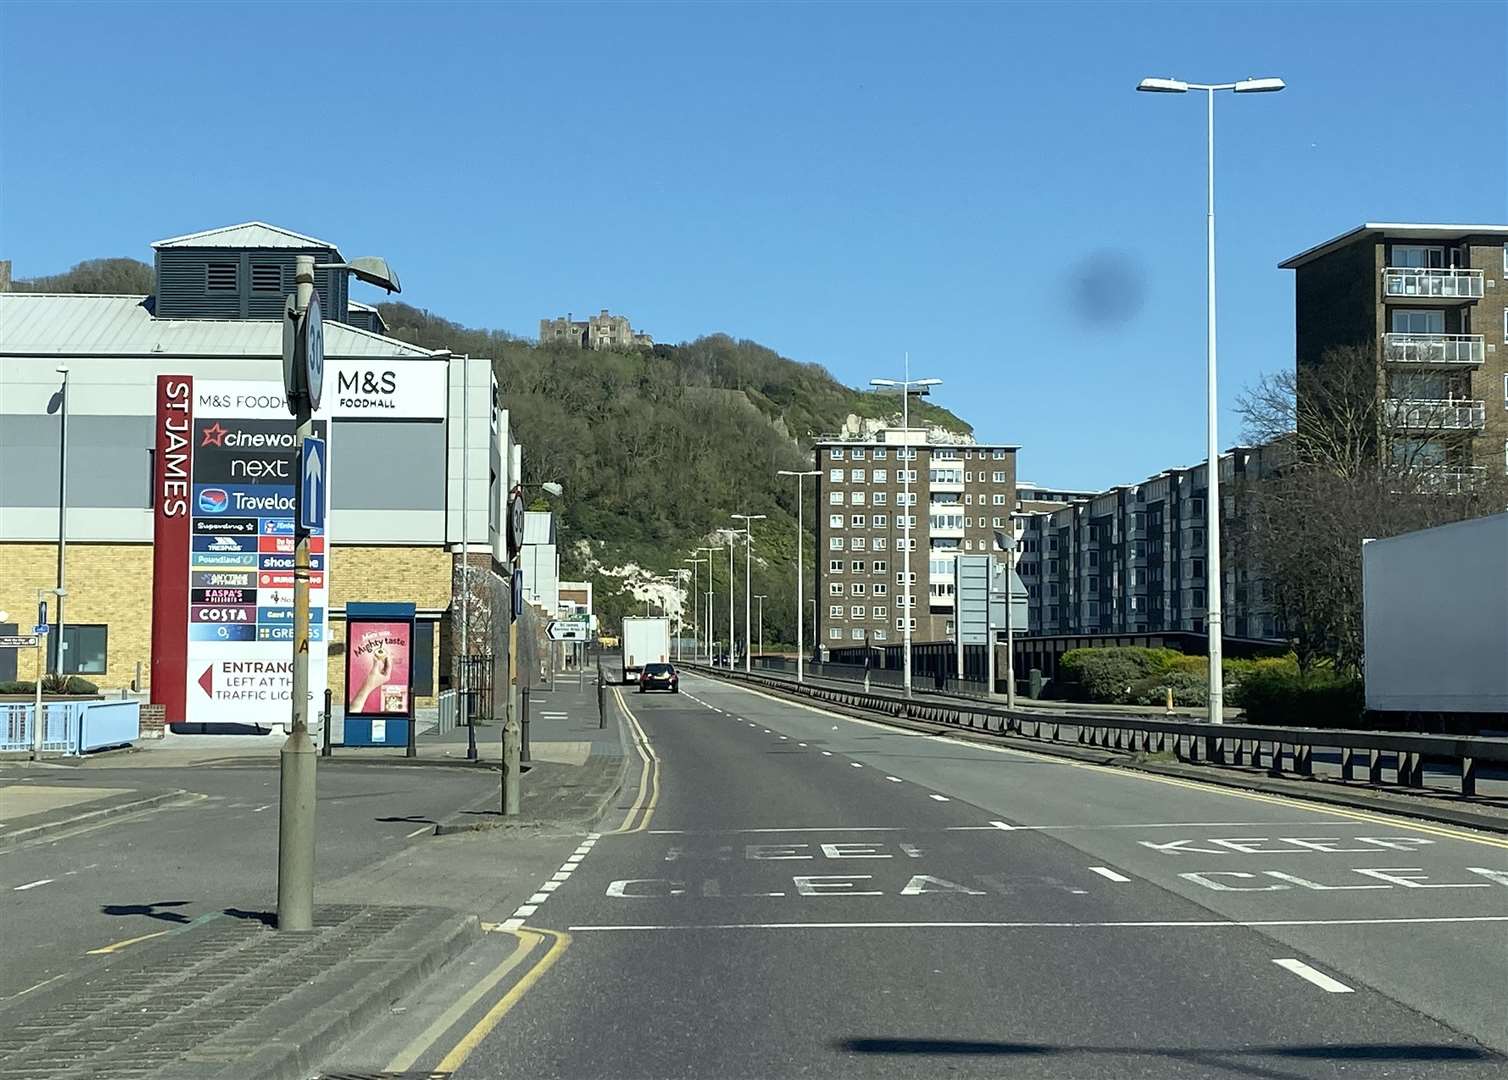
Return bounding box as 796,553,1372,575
539,310,653,350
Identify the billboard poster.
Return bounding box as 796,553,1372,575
180,380,330,727
344,618,414,718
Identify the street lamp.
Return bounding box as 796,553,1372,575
730,514,766,672
45,367,69,678
1137,73,1284,726
716,529,741,666
703,542,728,663
684,557,708,663
753,594,767,664
671,568,692,660
870,358,941,700
777,469,820,682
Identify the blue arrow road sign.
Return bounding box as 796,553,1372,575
300,436,326,531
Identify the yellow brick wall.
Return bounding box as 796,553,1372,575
1,542,455,705
326,546,453,707
0,543,153,689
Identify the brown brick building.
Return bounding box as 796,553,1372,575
813,430,1018,650
1280,224,1508,483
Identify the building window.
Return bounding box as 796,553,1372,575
830,628,843,640
852,537,867,551
851,448,866,461
872,562,887,575
993,449,1006,459
851,560,865,572
830,603,844,616
964,471,973,482
873,492,887,506
896,618,906,631
829,559,843,573
872,606,887,619
851,514,866,528
851,605,865,618
850,469,865,483
965,494,973,505
874,629,887,641
993,494,1006,506
830,514,844,528
1193,589,1205,606
830,449,845,460
829,468,844,482
829,492,844,505
206,263,238,291
1088,601,1099,618
874,538,887,550
50,624,107,674
992,471,1006,483
830,583,843,596
872,514,887,527
830,537,845,550
873,448,887,460
872,469,887,483
851,628,865,640
873,582,887,595
851,582,866,595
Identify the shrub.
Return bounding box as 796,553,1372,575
1127,669,1210,707
0,680,35,694
1057,647,1180,703
1240,668,1363,727
36,674,100,695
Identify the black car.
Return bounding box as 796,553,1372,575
638,662,679,693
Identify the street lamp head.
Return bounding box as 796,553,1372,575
869,378,899,388
914,378,942,388
1233,77,1285,93
540,481,564,497
1137,77,1190,93
55,365,69,376
778,469,821,477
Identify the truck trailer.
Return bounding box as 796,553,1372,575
620,616,671,684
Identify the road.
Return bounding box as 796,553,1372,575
450,671,1507,1079
0,759,500,1000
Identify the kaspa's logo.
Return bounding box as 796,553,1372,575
198,488,229,513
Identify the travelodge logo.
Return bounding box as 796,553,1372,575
198,488,229,513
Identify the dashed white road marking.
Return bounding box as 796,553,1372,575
885,776,903,783
405,825,431,839
798,742,807,747
251,804,271,813
13,879,53,891
821,751,833,757
1088,866,1132,883
928,794,949,802
528,893,550,904
778,736,788,741
989,821,1017,831
552,871,573,881
500,917,525,931
1273,958,1354,993
541,881,560,892
850,762,864,769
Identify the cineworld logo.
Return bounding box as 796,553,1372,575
200,422,298,451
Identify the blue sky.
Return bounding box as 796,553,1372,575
2,1,1504,490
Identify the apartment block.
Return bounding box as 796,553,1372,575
1015,443,1282,641
1280,224,1508,482
813,429,1018,650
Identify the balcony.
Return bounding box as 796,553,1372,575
1384,399,1487,432
1416,466,1488,494
1383,333,1484,367
1382,267,1483,301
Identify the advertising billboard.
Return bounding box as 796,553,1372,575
344,612,415,719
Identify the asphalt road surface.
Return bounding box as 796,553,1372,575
0,760,499,1000
454,671,1508,1079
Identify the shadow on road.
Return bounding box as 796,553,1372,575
99,901,193,924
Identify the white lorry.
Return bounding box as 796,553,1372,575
621,616,671,684
1362,512,1508,720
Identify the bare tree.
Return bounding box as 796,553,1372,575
1238,343,1506,673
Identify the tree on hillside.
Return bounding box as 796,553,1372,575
13,258,155,294
1238,343,1506,672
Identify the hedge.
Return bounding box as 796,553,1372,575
1056,647,1181,703
1055,648,1301,707
1239,668,1363,728
0,676,100,696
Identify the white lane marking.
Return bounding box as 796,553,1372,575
588,832,601,839
1273,958,1355,993
251,804,271,813
779,736,788,741
928,794,949,802
513,904,539,918
821,751,833,757
886,776,903,783
850,762,864,769
763,729,772,734
13,879,53,891
565,855,584,865
1088,866,1132,883
541,881,560,892
552,871,573,881
570,914,1508,932
405,825,431,839
500,917,525,931
647,826,905,834
989,821,1017,831
528,892,549,904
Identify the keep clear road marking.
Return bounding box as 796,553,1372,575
569,914,1508,933
1088,866,1132,883
1273,958,1355,993
697,675,1508,851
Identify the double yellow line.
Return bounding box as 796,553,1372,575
611,687,660,834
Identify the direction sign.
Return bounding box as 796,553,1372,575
302,292,325,412
33,623,50,636
300,436,327,531
0,635,39,649
547,621,590,642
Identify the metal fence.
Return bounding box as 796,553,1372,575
1,700,140,755
754,656,990,697
694,664,1508,800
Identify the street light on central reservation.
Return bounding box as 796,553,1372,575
776,469,820,682
870,359,941,700
730,513,767,672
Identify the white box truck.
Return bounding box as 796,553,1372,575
1362,512,1508,718
621,616,671,684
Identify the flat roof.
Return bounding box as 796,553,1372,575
1279,223,1508,269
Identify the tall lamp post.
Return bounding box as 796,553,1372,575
870,358,941,700
730,514,767,673
695,546,719,662
1137,73,1284,725
716,530,738,665
753,594,767,665
684,557,707,662
46,367,70,678
777,469,820,682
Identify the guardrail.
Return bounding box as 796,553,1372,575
686,664,1507,800
1,699,139,755
753,656,992,698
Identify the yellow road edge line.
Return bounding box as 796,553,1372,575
384,929,544,1073
609,688,661,834
85,930,171,956
608,687,652,834
697,674,1508,851
433,927,571,1073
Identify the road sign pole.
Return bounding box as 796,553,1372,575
277,255,319,932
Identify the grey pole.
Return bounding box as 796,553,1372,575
277,255,318,931
53,368,69,680
502,563,521,815
1202,86,1225,727
778,470,819,683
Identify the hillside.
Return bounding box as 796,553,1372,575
379,303,973,642
10,257,155,294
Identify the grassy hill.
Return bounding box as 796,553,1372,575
379,303,972,643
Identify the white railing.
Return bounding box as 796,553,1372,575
1384,398,1487,431
435,689,460,735
1382,267,1484,300
1382,333,1484,365
1413,466,1489,494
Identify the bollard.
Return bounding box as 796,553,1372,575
598,677,607,728
405,702,417,759
465,685,478,762
521,688,532,764
321,688,332,757
1165,687,1174,714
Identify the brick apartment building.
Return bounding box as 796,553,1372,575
1279,223,1508,483
539,309,653,350
813,429,1018,649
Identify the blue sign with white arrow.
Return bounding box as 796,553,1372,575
300,436,326,531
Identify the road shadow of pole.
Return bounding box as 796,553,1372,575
99,901,193,924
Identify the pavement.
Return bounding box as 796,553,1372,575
0,670,628,1079
314,668,1508,1079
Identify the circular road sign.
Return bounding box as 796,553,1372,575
301,291,325,412
507,486,526,557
